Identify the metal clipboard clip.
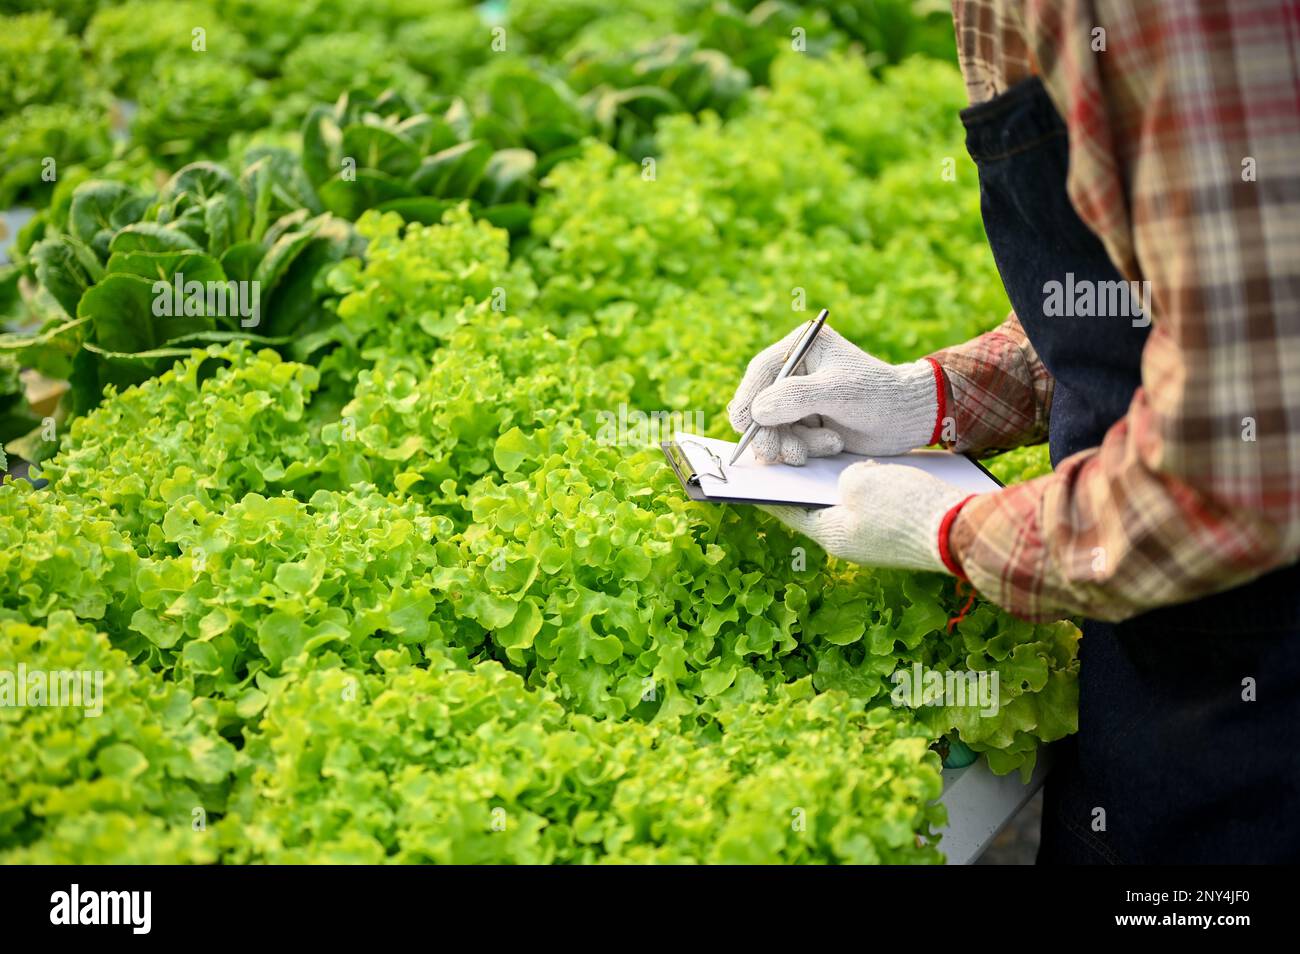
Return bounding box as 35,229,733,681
663,439,728,488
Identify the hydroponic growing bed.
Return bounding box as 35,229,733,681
1,0,1073,864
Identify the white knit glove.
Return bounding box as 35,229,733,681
728,323,940,464
762,461,973,573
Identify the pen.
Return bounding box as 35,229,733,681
728,308,830,466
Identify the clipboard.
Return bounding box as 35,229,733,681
661,433,1004,509
661,439,829,507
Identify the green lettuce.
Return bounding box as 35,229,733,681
219,657,945,863
0,612,235,864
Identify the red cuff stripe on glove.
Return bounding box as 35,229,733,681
925,357,947,447
937,494,974,581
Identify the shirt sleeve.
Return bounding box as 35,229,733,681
928,311,1054,457
949,0,1300,622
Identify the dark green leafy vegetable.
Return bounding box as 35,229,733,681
2,156,357,411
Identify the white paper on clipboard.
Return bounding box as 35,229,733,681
672,431,1001,506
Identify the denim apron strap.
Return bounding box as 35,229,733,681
960,76,1300,863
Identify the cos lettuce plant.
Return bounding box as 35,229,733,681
0,355,38,447
4,155,358,413
300,85,570,235
670,0,843,86
565,33,750,160
799,0,959,65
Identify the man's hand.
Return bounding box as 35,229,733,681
728,324,942,465
761,461,973,574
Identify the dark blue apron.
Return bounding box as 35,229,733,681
961,77,1300,863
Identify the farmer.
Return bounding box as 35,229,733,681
728,0,1300,863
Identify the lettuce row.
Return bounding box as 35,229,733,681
219,656,945,864
23,336,1074,781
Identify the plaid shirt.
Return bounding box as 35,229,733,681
931,0,1300,622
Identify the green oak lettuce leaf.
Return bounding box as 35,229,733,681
37,342,331,536
0,612,235,863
